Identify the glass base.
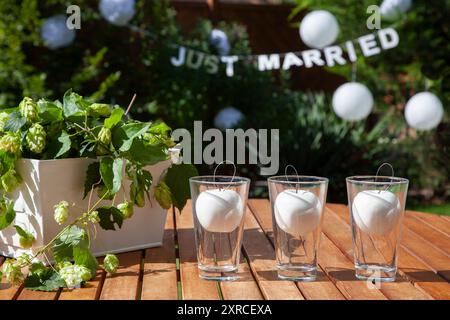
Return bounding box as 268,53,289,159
198,265,238,281
355,264,396,282
277,265,317,282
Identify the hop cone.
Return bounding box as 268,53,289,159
19,97,39,123
0,132,21,156
117,201,134,219
103,254,119,274
154,181,172,209
59,265,92,288
98,127,111,145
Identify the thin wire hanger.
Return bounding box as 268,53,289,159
375,162,395,193
213,160,236,191
284,164,301,193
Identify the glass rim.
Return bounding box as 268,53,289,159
346,175,409,185
189,175,250,185
267,175,329,184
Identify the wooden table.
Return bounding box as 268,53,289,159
1,200,449,300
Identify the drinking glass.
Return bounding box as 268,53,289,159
189,175,250,281
268,176,328,281
346,176,409,282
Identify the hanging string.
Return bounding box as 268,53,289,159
375,162,395,192
284,164,300,193
213,160,236,191
125,23,381,63
351,62,357,82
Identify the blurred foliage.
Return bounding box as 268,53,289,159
0,0,448,204
293,0,450,204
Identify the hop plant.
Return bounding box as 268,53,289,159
0,112,9,132
130,184,145,207
54,200,70,225
26,123,47,154
103,254,119,274
89,103,111,117
154,181,172,209
19,233,35,249
19,97,39,123
16,253,33,266
1,169,21,192
55,261,72,271
97,184,114,200
2,259,24,286
0,132,21,156
59,264,92,288
117,201,134,219
98,127,111,145
85,210,100,224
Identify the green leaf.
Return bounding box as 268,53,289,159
4,110,26,132
73,247,98,278
79,141,96,158
52,225,89,263
100,157,123,194
0,151,17,175
83,162,101,199
104,108,124,129
37,99,63,123
148,122,171,135
138,169,153,192
63,89,89,119
97,206,124,231
14,225,32,239
24,268,66,291
165,164,198,211
45,130,71,159
0,200,16,230
112,122,151,152
128,139,168,166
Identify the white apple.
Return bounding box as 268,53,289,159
274,189,322,237
352,190,401,236
195,189,244,233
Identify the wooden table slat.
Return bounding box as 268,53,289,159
176,202,220,300
326,204,447,299
403,215,450,256
250,200,388,300
1,201,449,300
248,199,346,300
406,211,450,237
400,229,450,282
99,251,142,300
219,253,265,300
141,210,178,300
242,207,305,300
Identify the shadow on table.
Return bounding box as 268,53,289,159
404,269,450,282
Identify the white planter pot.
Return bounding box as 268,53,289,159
0,157,172,260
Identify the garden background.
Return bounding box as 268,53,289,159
0,0,448,214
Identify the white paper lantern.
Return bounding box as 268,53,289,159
405,92,444,131
214,107,244,130
332,82,374,121
380,0,412,21
274,189,321,237
352,190,401,236
209,29,230,56
99,0,136,26
41,15,76,49
195,189,244,233
299,10,339,49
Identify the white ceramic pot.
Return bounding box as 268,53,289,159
0,157,172,260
